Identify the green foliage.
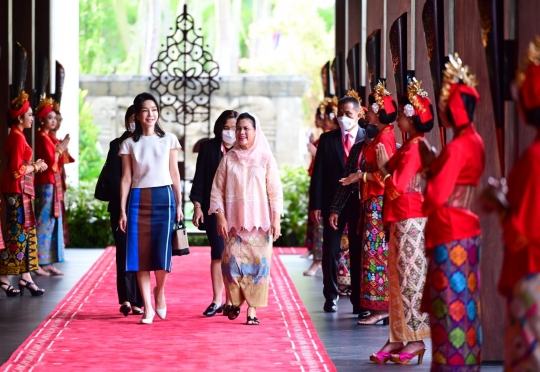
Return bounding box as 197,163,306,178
317,6,335,32
79,90,105,182
275,165,310,247
65,181,114,248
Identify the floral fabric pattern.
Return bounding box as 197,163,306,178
36,184,65,265
360,196,389,311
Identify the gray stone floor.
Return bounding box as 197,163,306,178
281,254,504,372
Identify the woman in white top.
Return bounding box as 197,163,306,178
119,92,183,324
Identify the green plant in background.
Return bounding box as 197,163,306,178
79,89,105,181
65,181,113,248
275,165,310,247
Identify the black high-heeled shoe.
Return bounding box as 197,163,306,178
19,279,45,297
119,304,131,317
227,305,241,320
0,281,20,297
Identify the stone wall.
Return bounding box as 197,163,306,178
79,74,308,179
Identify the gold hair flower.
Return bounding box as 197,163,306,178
53,101,60,112
440,53,478,110
373,81,391,111
11,90,29,109
407,78,428,114
35,94,56,114
319,97,339,117
515,36,540,88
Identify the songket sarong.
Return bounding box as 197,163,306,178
360,196,389,310
222,228,272,308
338,228,351,286
312,222,323,261
0,194,38,275
388,218,430,342
505,273,540,372
427,236,482,372
126,186,176,272
36,184,65,265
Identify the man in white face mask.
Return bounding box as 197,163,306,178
309,96,365,313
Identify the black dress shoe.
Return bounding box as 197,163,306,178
203,303,224,317
323,299,338,313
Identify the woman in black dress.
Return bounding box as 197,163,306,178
104,105,143,316
190,110,238,316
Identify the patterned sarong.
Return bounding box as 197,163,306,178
338,230,351,286
222,228,272,308
427,236,482,372
360,195,389,310
311,222,323,261
0,193,38,275
388,218,430,342
36,184,65,265
505,273,540,371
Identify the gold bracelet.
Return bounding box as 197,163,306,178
363,172,368,183
383,174,391,182
32,162,39,173
56,149,63,156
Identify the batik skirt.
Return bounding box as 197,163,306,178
426,236,482,372
126,186,176,272
388,218,430,342
0,193,38,275
36,184,65,265
222,228,272,308
360,196,389,311
505,273,540,371
338,226,351,286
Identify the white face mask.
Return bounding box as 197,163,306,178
129,122,136,133
222,129,236,144
337,116,357,132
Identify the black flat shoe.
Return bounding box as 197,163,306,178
203,302,224,317
132,306,144,315
228,305,241,320
222,304,232,316
0,281,20,297
119,304,131,317
18,279,45,297
246,316,259,325
323,299,338,313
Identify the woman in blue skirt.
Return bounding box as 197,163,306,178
118,92,183,324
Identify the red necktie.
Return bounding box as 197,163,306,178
343,133,352,162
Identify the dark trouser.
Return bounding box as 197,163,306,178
322,198,361,309
110,212,143,307
205,213,225,260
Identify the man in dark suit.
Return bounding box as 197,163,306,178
309,96,365,313
329,123,380,317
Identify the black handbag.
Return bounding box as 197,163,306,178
94,162,111,202
172,220,190,256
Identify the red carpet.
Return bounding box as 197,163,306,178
1,247,333,372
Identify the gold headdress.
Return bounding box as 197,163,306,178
35,94,55,114
439,53,478,110
319,97,339,117
515,36,540,88
11,90,29,110
345,90,365,119
372,81,391,111
407,78,428,114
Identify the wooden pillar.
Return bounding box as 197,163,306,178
0,1,10,230
34,0,50,95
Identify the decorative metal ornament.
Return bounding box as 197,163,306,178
371,103,380,114
149,5,220,131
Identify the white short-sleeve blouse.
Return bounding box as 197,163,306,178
119,132,181,188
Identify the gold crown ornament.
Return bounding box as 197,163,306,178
371,81,392,114
439,53,478,110
35,94,56,114
345,89,366,119
11,90,29,109
407,78,428,114
319,96,339,118
515,36,540,88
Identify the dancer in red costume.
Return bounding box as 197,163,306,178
0,90,47,297
482,36,540,371
341,81,397,325
419,54,485,372
369,79,433,364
